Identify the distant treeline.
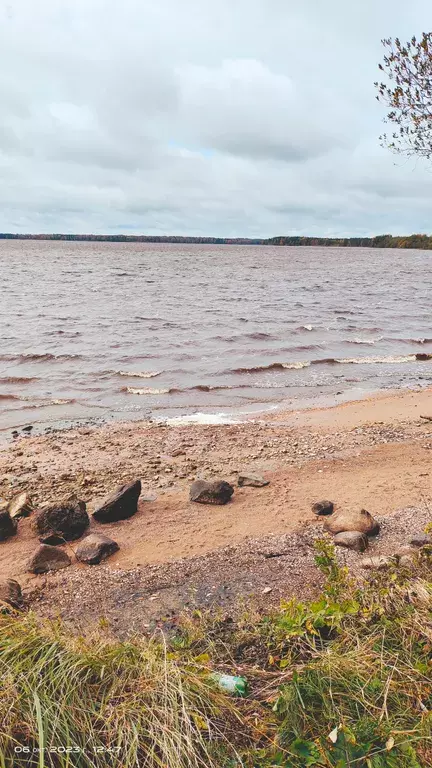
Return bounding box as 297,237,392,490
1,233,432,249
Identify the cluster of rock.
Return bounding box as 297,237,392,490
0,481,142,598
0,472,270,610
189,473,269,505
312,498,431,568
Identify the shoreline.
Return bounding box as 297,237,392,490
0,379,427,443
1,386,431,632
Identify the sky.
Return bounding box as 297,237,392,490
1,0,432,237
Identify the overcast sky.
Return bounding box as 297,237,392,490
1,0,432,237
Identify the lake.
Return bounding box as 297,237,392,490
0,240,431,432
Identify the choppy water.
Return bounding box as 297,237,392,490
0,240,431,432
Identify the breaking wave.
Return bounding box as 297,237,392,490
116,370,162,379
124,387,171,395
231,361,311,374
228,353,432,374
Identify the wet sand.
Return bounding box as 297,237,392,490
1,387,431,632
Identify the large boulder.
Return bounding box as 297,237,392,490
334,531,369,552
28,544,71,574
190,479,234,505
312,500,334,516
33,499,89,544
0,578,23,608
75,533,119,565
0,510,18,541
324,508,379,536
238,473,269,488
92,480,141,523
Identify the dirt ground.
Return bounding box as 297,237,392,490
0,387,431,633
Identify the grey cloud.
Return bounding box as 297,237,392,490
0,0,431,235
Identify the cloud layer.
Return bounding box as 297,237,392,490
0,0,431,236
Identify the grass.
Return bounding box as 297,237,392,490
1,540,432,767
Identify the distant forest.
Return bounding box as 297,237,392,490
0,233,432,249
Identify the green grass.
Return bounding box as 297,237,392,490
1,540,432,767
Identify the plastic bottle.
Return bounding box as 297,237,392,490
211,673,248,696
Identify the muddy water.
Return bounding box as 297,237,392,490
0,240,431,431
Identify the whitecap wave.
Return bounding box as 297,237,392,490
126,387,170,395
118,370,162,379
282,361,311,370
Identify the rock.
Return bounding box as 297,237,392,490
238,473,269,488
190,479,234,505
75,533,119,565
0,578,23,608
33,500,89,544
395,546,419,559
92,480,141,523
312,500,334,516
360,555,395,571
8,491,33,519
324,508,379,536
28,544,71,574
0,510,18,541
394,547,419,567
334,531,369,552
398,554,417,568
409,534,432,548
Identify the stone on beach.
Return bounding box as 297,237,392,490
0,578,23,608
324,508,379,536
409,534,432,548
33,500,89,544
395,546,419,566
190,479,234,505
312,500,334,516
76,533,119,565
28,544,71,574
334,530,369,552
92,480,142,523
0,510,18,541
360,555,395,570
8,491,33,519
238,473,269,488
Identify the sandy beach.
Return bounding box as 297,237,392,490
1,386,431,634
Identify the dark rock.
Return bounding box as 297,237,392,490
324,508,379,536
238,473,269,488
76,533,119,565
409,534,432,548
334,531,369,552
28,544,71,574
22,425,33,433
0,578,23,608
190,479,234,505
0,510,18,541
312,500,334,516
33,500,89,544
92,480,141,523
